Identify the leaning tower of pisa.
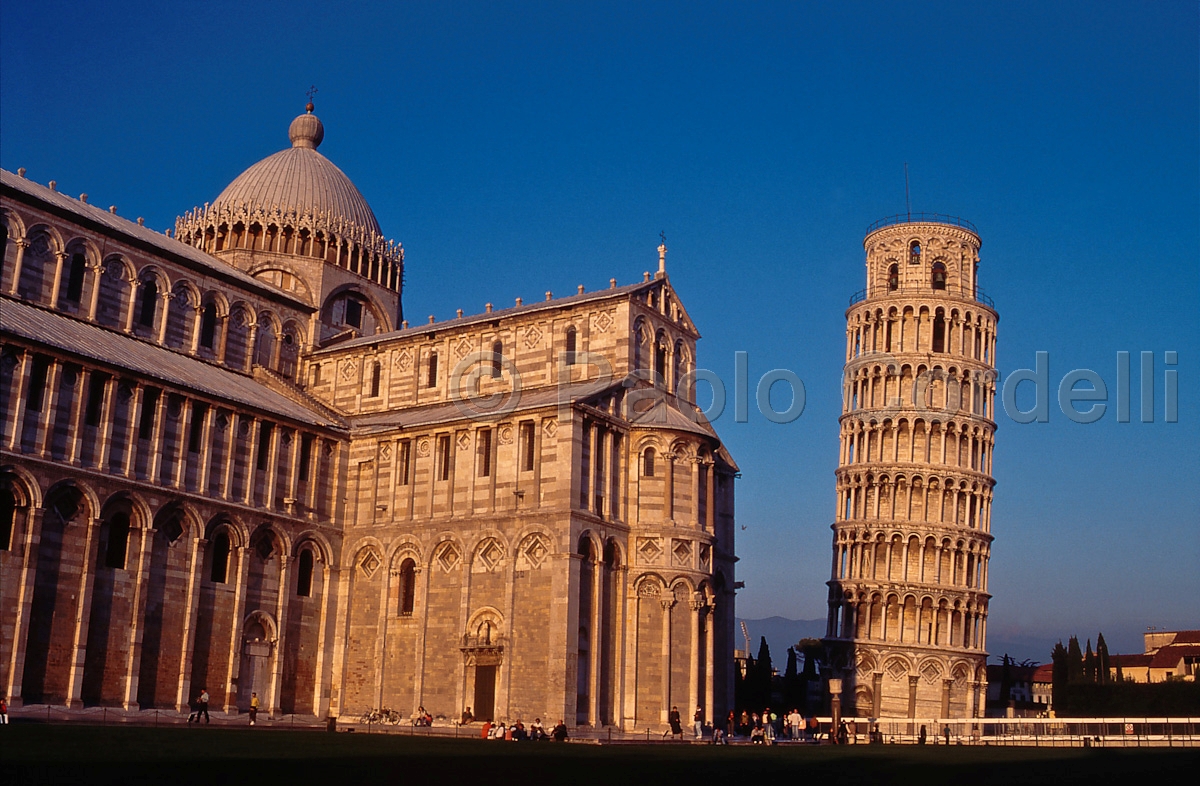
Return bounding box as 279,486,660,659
823,215,998,720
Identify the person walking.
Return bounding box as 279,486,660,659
248,692,259,726
693,706,704,739
668,706,683,739
198,688,211,724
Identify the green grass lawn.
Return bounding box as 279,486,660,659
5,724,1197,785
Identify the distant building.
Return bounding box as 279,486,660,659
984,662,1047,717
1111,631,1200,684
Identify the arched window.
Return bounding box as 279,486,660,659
370,361,381,397
0,488,15,550
933,307,946,353
296,549,315,597
888,264,899,292
398,558,416,615
932,261,947,290
210,531,231,583
491,340,503,379
643,447,656,477
65,253,87,304
427,351,439,388
673,340,685,394
909,240,921,266
103,512,130,569
137,279,158,327
199,302,218,349
654,330,667,385
565,327,577,366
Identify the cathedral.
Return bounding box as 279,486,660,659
0,103,739,729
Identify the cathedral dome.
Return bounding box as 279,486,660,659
210,105,382,236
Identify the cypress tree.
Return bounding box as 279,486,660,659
1067,636,1084,684
1051,642,1068,711
756,637,773,709
1084,639,1096,684
1096,633,1111,685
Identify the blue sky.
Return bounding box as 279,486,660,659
2,1,1196,663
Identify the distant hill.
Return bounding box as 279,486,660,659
736,616,826,655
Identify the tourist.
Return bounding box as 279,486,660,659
726,710,736,740
693,706,704,739
248,692,259,726
530,718,546,740
918,724,927,745
787,709,802,740
480,719,492,739
668,706,683,739
461,706,474,725
0,695,8,724
198,688,210,724
552,720,569,741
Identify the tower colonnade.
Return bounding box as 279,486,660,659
823,217,998,720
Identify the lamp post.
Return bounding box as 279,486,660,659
829,678,842,742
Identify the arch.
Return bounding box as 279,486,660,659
565,325,578,366
642,447,656,477
887,263,898,292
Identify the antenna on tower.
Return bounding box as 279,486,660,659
904,162,911,221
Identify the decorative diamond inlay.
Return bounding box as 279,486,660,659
455,337,472,359
477,539,505,572
524,325,543,349
920,660,943,683
887,660,908,681
359,551,380,578
637,537,662,564
519,534,548,570
457,432,471,450
672,539,692,567
436,542,461,572
394,349,412,370
593,311,612,332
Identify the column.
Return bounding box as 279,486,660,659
705,461,715,533
3,507,45,707
222,546,249,713
687,600,701,728
59,367,88,465
4,349,30,451
66,516,103,708
692,457,702,528
588,556,601,725
269,555,290,716
263,424,281,509
122,522,156,709
195,405,215,493
47,252,67,310
33,359,62,457
244,419,262,505
176,537,207,711
122,385,144,478
93,377,119,471
6,238,28,295
664,454,675,523
145,391,169,483
311,562,338,718
703,604,714,729
660,598,673,722
621,590,640,730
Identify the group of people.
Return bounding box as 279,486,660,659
728,708,821,744
414,706,433,726
476,716,569,742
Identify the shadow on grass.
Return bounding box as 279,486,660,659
6,724,1198,785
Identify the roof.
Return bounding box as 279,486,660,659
1170,630,1200,644
1,297,344,430
212,109,382,236
1,169,312,310
1032,663,1054,684
317,277,695,354
1150,644,1200,669
629,394,719,441
1111,653,1153,668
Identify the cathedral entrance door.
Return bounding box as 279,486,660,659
238,619,273,710
473,665,496,722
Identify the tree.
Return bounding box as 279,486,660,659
998,654,1014,706
1096,633,1111,685
1084,639,1096,684
1067,636,1084,685
1051,641,1068,711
